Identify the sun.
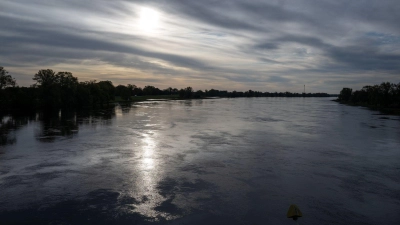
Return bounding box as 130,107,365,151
138,7,159,32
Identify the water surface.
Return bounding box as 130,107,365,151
1,98,399,224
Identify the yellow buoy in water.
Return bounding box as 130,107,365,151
287,204,302,221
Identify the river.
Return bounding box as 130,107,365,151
0,97,399,224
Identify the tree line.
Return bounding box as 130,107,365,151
337,82,400,109
1,67,331,111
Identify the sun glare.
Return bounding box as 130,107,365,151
138,7,159,32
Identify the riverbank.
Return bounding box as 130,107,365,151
332,99,400,115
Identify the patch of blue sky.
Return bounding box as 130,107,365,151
365,32,400,45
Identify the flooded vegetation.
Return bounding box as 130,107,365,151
0,98,399,224
336,82,400,115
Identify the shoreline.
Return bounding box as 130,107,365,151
332,99,400,115
0,96,336,114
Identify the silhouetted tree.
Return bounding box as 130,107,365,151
194,90,204,98
58,72,78,108
143,85,162,95
166,87,173,95
97,81,115,104
116,85,131,101
338,88,352,101
132,86,143,96
33,69,61,109
76,81,93,107
127,84,136,96
179,87,193,98
0,67,16,89
33,69,58,87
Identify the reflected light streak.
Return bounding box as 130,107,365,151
130,130,178,220
142,132,155,169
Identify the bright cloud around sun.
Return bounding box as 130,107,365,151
138,7,160,33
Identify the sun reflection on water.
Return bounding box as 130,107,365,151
142,133,155,170
128,130,178,221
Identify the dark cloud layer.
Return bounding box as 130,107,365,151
1,0,399,92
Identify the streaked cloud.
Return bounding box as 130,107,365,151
1,0,399,93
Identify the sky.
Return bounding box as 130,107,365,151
1,0,399,93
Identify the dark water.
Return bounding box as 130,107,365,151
0,98,399,225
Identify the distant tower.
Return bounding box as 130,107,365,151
304,85,305,94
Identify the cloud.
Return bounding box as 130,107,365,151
1,0,400,93
254,43,280,50
258,58,281,64
267,76,291,83
0,15,212,71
